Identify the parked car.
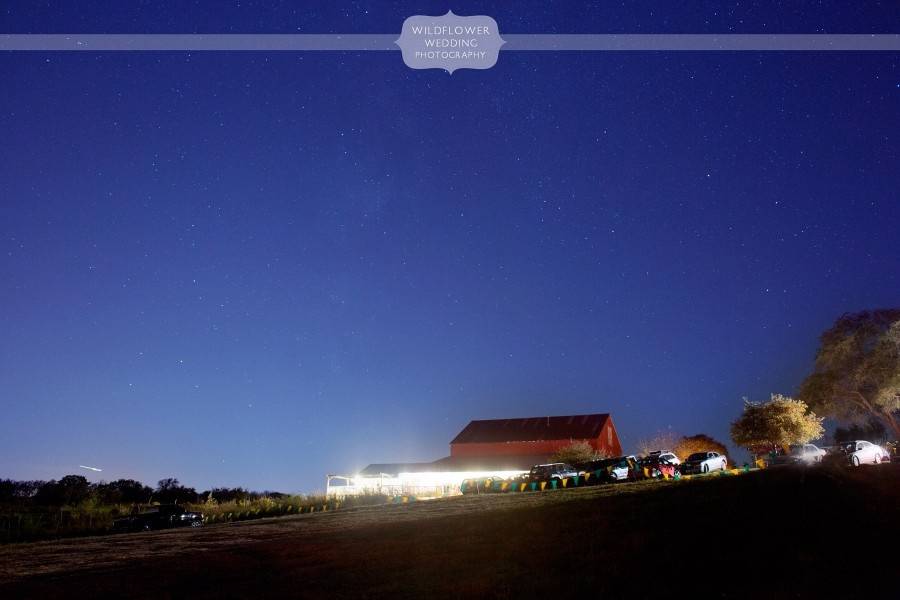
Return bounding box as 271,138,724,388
647,450,681,466
681,451,727,474
639,454,680,478
772,444,827,466
113,504,204,532
528,463,579,482
601,456,639,482
576,457,621,484
839,440,888,466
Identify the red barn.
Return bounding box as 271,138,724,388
330,412,624,497
449,413,622,459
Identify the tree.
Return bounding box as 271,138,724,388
550,441,607,465
0,479,42,504
96,479,153,505
730,394,824,455
799,309,900,438
0,479,16,503
635,430,680,457
155,478,198,504
34,475,92,506
674,434,730,463
205,487,252,503
57,475,92,505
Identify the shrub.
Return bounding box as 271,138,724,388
550,441,608,465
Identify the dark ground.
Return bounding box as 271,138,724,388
1,465,898,599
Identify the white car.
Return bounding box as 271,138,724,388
648,450,681,466
774,444,827,466
840,440,888,466
681,451,727,474
607,456,638,481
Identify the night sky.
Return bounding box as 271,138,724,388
2,2,899,492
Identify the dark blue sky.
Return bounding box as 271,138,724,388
2,2,899,492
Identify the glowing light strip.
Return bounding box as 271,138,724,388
2,34,899,52
325,469,528,496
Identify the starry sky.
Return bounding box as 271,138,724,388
1,2,899,492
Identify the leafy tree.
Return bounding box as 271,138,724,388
550,441,607,465
157,477,180,491
206,487,252,503
96,479,153,504
34,475,92,506
58,475,92,505
674,434,730,463
32,481,59,505
0,479,21,503
799,309,900,437
730,394,824,455
155,478,198,504
635,430,680,456
0,479,43,503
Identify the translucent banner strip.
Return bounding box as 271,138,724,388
1,34,899,52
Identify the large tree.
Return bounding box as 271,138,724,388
155,478,198,504
96,479,153,505
34,475,92,506
673,434,730,463
799,309,900,438
730,394,824,455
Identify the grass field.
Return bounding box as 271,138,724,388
1,464,897,599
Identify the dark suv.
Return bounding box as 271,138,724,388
528,463,579,482
113,504,204,532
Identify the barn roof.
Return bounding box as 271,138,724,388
450,413,611,444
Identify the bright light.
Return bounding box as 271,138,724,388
325,469,528,497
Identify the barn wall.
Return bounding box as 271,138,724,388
599,421,623,456
450,418,623,458
451,439,599,457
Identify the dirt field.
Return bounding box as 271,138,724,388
1,465,898,599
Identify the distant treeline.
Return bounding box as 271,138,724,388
0,475,386,544
0,475,286,506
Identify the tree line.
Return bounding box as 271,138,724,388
0,476,284,508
